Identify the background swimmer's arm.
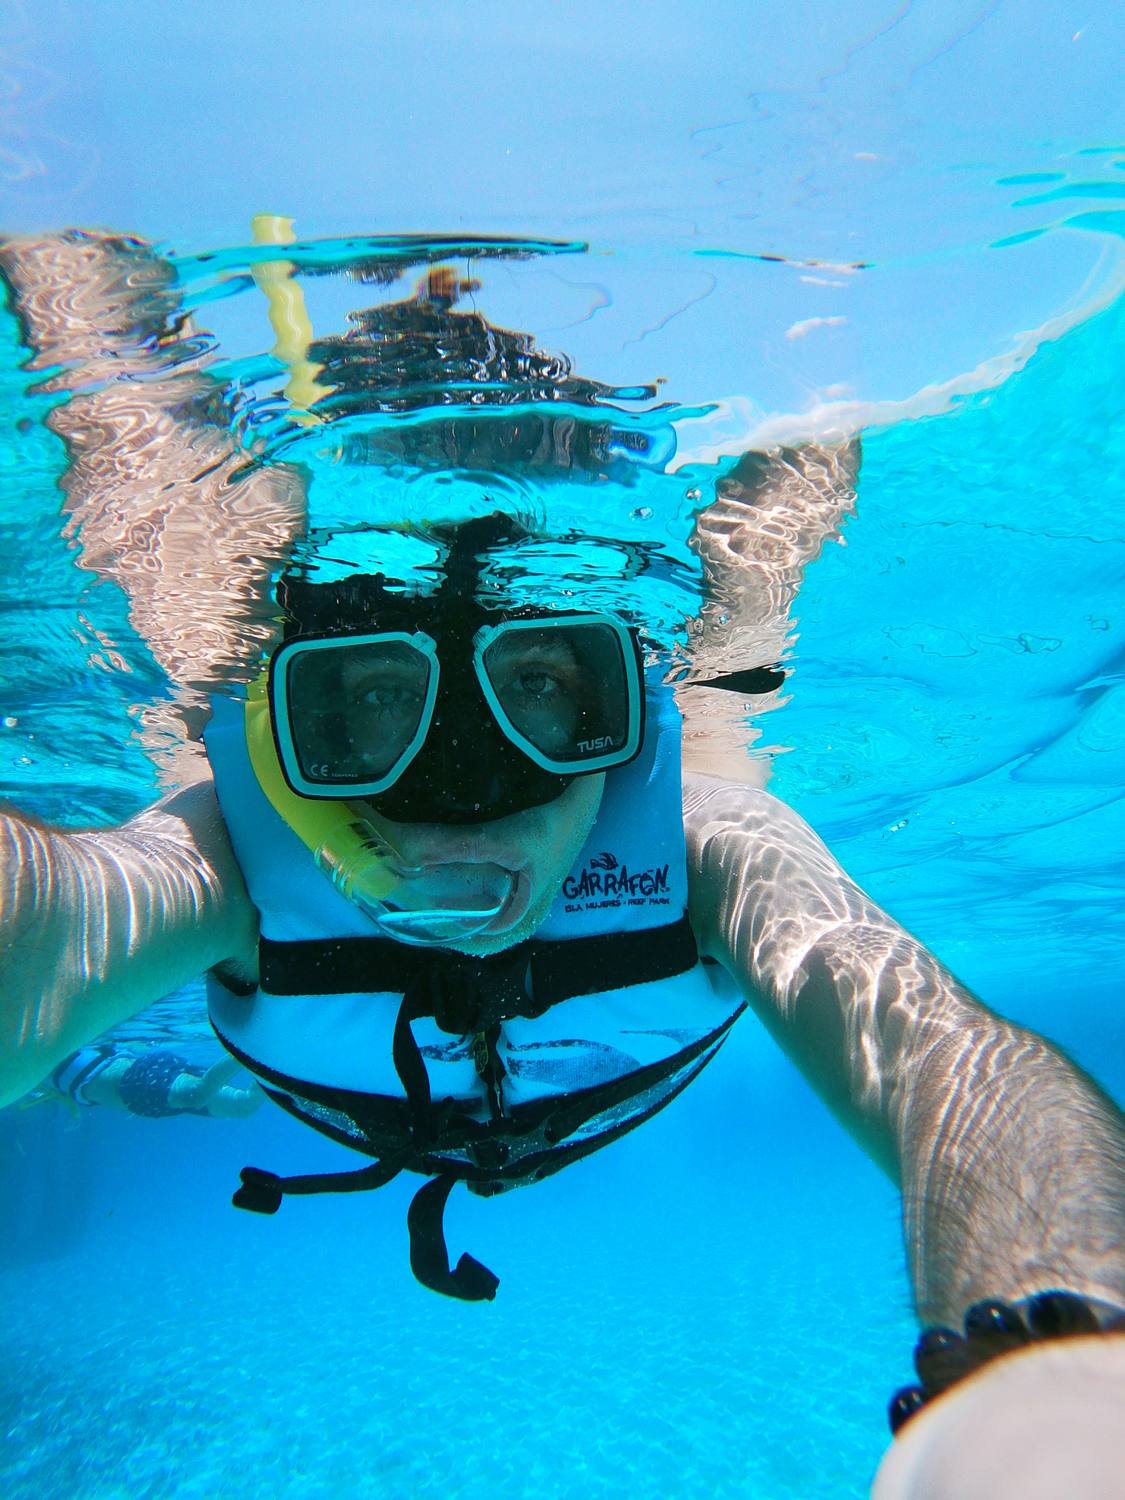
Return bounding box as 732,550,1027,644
0,783,258,1109
0,232,305,780
62,1050,261,1119
683,774,1125,1327
678,441,860,785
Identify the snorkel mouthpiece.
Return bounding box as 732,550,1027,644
309,814,516,947
319,815,518,946
362,864,518,947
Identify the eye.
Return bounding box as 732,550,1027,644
513,668,560,699
355,676,424,713
489,638,580,688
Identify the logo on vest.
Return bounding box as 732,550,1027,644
562,851,671,913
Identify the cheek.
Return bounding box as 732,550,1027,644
529,775,604,873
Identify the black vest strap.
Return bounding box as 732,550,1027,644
233,1157,404,1213
227,1000,742,1301
407,1174,499,1302
226,915,706,1302
256,915,698,1033
233,1161,498,1301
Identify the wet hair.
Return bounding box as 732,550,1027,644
277,513,533,638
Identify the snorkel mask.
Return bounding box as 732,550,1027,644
248,518,646,945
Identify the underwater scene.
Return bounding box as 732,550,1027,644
1,3,1124,1497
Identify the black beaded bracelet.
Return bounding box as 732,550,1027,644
888,1290,1125,1435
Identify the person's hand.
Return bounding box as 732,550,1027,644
172,1056,263,1118
872,1335,1125,1499
205,1079,263,1118
204,1082,263,1118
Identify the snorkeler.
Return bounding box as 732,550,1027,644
1,229,1123,1491
41,1044,262,1120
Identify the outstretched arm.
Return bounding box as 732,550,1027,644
684,774,1125,1326
0,783,258,1109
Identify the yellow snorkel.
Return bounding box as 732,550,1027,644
245,215,401,914
245,219,514,944
250,214,324,423
246,668,514,943
244,669,404,906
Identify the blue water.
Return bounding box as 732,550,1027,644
2,5,1124,1494
774,288,1125,1099
1,242,1122,1497
2,1030,908,1499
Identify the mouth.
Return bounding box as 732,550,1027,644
349,800,534,872
344,801,537,945
369,859,531,945
388,859,525,915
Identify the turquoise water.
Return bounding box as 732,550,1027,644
3,1026,908,1499
0,228,1121,1497
775,288,1125,1097
1,4,1124,1485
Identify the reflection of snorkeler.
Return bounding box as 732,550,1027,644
42,1045,262,1120
1,230,1123,1495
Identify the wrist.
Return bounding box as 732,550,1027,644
888,1289,1125,1435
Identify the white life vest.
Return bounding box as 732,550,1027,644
203,680,743,1299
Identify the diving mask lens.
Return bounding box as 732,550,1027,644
271,631,439,797
475,616,642,772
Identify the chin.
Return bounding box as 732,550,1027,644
443,899,552,957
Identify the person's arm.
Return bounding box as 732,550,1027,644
64,1049,262,1119
0,781,258,1109
170,1055,263,1118
683,774,1125,1326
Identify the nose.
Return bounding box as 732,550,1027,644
418,701,518,822
370,674,525,824
364,659,573,825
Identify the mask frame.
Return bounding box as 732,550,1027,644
268,611,645,801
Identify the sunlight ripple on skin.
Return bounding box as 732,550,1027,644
676,441,859,783
0,790,248,1089
683,773,1125,1326
0,232,307,783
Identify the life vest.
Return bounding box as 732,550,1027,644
203,680,744,1299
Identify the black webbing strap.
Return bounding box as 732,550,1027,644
225,915,702,1302
531,916,698,1009
257,914,698,1027
690,665,785,695
220,997,744,1182
233,1157,405,1213
232,982,500,1301
407,1174,499,1301
233,1156,498,1301
392,986,433,1127
226,1000,741,1301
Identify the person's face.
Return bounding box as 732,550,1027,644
348,771,605,955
